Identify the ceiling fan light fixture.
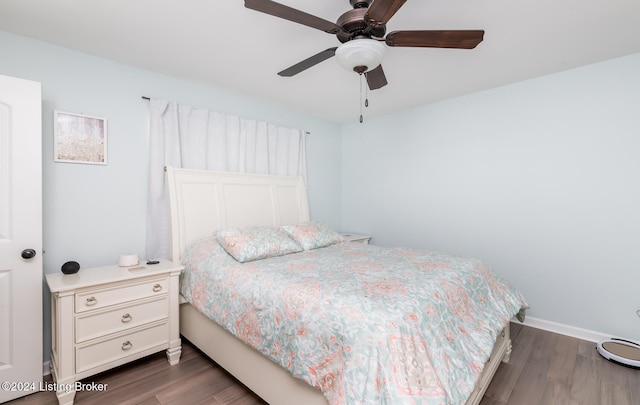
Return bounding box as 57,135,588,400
335,38,385,74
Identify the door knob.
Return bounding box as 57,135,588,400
21,249,36,259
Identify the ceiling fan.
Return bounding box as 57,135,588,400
244,0,485,90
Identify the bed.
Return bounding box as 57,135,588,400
166,167,527,405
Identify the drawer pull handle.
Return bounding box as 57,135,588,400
85,297,97,306
122,341,132,351
153,284,163,292
121,313,132,323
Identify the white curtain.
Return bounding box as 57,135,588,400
146,99,308,259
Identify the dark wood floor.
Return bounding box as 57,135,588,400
481,323,640,405
7,323,640,405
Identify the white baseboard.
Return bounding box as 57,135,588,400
515,316,612,343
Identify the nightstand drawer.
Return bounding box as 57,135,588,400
75,278,167,313
75,296,169,343
75,322,169,373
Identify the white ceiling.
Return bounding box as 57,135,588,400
1,0,640,123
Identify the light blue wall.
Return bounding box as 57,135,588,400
0,30,342,361
341,52,640,341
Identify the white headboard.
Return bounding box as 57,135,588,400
166,167,310,262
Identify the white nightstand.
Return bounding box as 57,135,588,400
45,260,183,405
341,233,372,244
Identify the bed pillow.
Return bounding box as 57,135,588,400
216,226,303,263
281,221,344,250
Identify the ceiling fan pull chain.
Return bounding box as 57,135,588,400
365,80,369,108
359,73,364,123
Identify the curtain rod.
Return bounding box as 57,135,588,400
141,96,309,135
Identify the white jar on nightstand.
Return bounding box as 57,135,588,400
45,260,183,405
341,233,371,244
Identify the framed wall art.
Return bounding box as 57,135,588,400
54,110,107,165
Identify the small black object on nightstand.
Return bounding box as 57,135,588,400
61,261,80,274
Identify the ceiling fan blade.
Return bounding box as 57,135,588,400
385,30,484,49
278,48,337,77
365,0,407,26
364,65,388,90
245,0,342,34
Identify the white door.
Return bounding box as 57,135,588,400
0,74,43,403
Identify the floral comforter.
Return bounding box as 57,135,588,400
180,239,528,405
